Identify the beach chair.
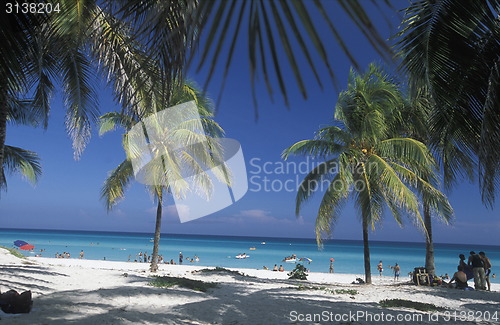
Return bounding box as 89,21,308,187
413,267,430,286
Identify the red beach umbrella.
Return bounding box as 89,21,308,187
19,244,35,251
14,240,35,250
330,258,335,262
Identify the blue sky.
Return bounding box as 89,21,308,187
1,2,499,246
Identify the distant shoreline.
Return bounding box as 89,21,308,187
1,227,498,247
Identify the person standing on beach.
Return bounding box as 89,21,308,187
479,252,492,291
377,261,383,276
393,263,400,281
459,254,473,279
179,252,183,265
468,251,486,290
79,250,84,259
329,260,334,273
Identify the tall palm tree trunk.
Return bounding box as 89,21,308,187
150,193,163,272
423,203,435,276
0,91,7,187
362,217,372,284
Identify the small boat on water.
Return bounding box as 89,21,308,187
235,253,250,259
249,247,256,250
261,242,266,245
283,254,297,263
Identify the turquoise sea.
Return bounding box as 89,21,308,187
0,228,498,281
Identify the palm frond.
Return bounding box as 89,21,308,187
294,158,345,216
282,139,344,159
396,0,500,204
99,112,136,136
101,159,135,211
315,172,351,245
60,49,99,159
191,0,392,109
388,161,454,225
376,138,436,175
2,145,42,188
367,154,426,235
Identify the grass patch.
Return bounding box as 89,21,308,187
0,246,26,259
194,267,247,277
331,289,358,295
149,275,217,292
296,284,325,291
380,299,446,312
295,285,358,295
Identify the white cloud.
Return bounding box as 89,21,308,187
234,209,273,220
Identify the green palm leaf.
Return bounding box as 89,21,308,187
100,159,134,211
2,145,42,189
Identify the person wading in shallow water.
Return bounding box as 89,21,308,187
377,261,383,276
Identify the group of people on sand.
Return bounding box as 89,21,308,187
448,251,492,291
132,251,198,265
55,252,71,258
377,261,401,280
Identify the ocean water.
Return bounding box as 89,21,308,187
0,228,498,282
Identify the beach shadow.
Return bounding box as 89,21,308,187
170,280,427,325
0,264,71,294
0,285,206,325
0,265,69,277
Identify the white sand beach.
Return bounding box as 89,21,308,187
0,248,498,324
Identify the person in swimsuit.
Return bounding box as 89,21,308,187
393,263,401,281
377,261,383,276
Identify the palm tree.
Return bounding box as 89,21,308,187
0,0,398,182
283,64,453,283
99,82,228,272
1,0,398,185
0,0,190,189
398,90,456,276
395,0,500,205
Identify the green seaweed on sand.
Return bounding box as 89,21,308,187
379,299,446,312
194,267,247,277
295,285,358,296
149,275,217,292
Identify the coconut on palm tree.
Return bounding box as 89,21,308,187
99,82,228,272
283,64,453,284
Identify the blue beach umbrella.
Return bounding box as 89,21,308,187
14,240,29,247
14,240,35,251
